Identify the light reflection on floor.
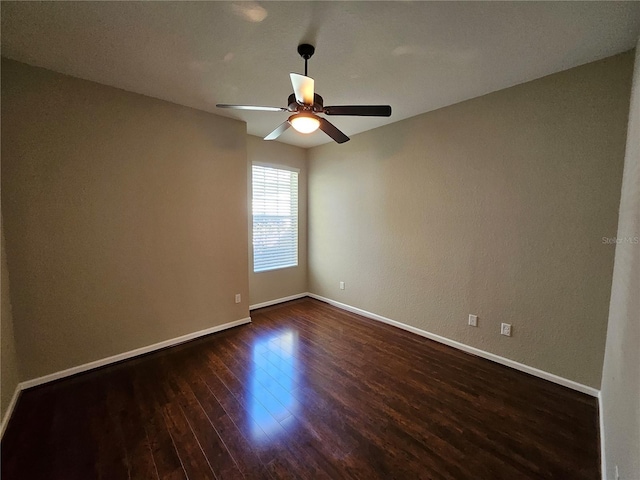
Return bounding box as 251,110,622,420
249,329,299,441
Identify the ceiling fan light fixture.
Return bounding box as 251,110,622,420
290,113,320,134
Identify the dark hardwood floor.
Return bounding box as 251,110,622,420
1,298,600,479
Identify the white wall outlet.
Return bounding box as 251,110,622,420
468,314,478,327
235,294,241,304
500,323,512,336
339,281,345,290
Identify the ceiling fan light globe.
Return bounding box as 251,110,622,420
290,113,320,134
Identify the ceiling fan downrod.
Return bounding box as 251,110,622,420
297,44,315,77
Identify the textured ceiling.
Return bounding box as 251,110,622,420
2,1,640,148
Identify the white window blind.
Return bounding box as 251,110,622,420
252,165,299,273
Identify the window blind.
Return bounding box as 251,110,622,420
252,164,299,273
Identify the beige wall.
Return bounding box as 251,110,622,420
247,135,308,307
1,59,249,381
308,52,633,388
1,217,21,422
600,44,639,479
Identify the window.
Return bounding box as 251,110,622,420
252,164,299,272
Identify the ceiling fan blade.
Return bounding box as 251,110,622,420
216,104,287,112
318,117,350,144
323,105,392,117
264,120,291,141
290,73,315,105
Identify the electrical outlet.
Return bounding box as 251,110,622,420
468,314,478,327
339,281,345,290
235,294,241,304
500,323,512,336
615,465,620,480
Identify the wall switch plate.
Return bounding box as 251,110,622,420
500,323,512,336
235,294,241,304
468,314,478,327
339,281,345,290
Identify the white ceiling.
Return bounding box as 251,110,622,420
2,1,640,148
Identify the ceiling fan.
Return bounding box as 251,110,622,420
216,44,392,144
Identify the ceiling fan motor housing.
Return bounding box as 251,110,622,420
287,93,324,112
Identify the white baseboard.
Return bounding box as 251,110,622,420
20,316,252,390
307,293,599,397
249,293,308,311
0,385,21,440
598,390,607,480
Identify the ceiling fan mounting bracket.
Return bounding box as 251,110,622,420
297,44,315,60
